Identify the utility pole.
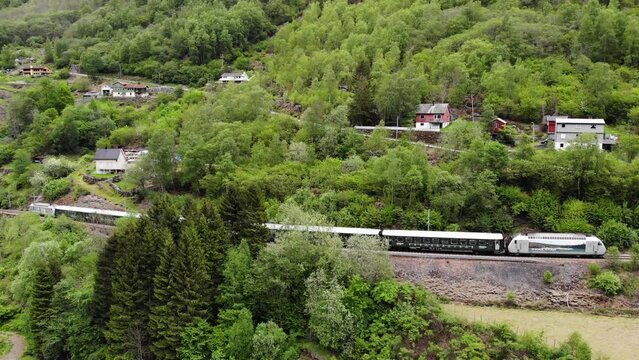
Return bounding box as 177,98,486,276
395,114,399,139
427,208,431,231
470,94,475,122
530,122,535,143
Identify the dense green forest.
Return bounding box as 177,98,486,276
1,0,639,358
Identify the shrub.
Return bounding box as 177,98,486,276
629,243,639,272
543,271,553,284
596,220,638,250
590,271,622,296
504,290,517,306
606,246,622,271
42,157,75,178
556,332,592,360
42,178,71,202
587,263,601,277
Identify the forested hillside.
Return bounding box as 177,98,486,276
1,0,639,359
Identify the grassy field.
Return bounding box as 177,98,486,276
445,303,639,360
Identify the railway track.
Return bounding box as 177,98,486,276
389,251,631,262
1,208,635,261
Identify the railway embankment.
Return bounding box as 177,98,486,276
391,254,638,312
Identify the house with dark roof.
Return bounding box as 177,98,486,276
415,103,453,131
95,149,128,174
19,65,51,77
101,82,148,98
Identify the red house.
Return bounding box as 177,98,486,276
491,118,507,134
415,103,452,131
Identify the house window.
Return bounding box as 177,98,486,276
561,124,566,128
560,143,564,148
420,123,424,126
420,115,424,119
434,114,441,119
591,125,596,129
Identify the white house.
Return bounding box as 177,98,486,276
218,72,251,83
545,117,616,150
95,149,128,174
101,82,148,98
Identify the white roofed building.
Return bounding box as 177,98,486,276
218,72,251,83
544,116,616,150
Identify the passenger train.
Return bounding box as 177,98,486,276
264,224,607,257
27,203,606,257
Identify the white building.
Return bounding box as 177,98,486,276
101,82,148,98
218,72,251,83
546,117,616,150
95,149,128,174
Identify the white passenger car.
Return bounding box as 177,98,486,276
508,233,606,257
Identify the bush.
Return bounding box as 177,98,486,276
42,157,75,178
42,178,71,202
543,271,553,284
590,271,622,296
587,263,601,277
504,291,517,306
629,243,639,272
606,246,622,271
596,220,638,250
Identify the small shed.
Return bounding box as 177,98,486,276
95,149,127,174
491,118,507,134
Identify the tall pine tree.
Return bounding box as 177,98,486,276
220,183,269,254
30,261,61,360
149,230,178,360
106,218,162,358
348,61,378,126
150,224,211,360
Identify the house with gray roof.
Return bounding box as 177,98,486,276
95,149,128,174
545,117,616,150
415,103,453,131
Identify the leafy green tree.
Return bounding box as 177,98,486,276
26,78,74,114
145,128,178,192
251,322,297,360
526,190,560,231
11,148,31,188
374,67,423,126
7,95,36,138
305,269,355,352
80,48,104,77
596,220,638,249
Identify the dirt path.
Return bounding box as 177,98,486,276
1,333,26,360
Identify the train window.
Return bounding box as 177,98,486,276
460,240,466,245
479,240,485,246
441,239,449,245
469,240,476,245
451,239,458,245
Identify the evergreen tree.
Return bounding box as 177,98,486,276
150,224,211,360
106,218,162,358
149,230,178,360
348,61,378,126
220,183,269,254
30,261,61,360
91,230,120,330
190,200,231,314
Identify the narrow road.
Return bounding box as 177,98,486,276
1,333,26,360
